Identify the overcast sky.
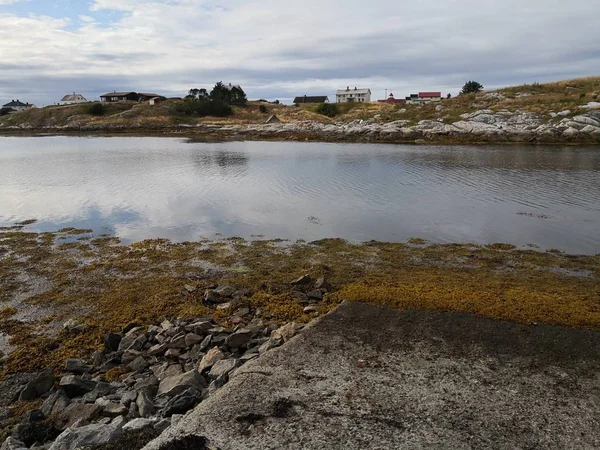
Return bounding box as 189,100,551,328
1,0,599,106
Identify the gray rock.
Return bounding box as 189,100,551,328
63,319,85,333
59,375,96,398
303,305,318,314
184,333,203,347
18,370,55,402
147,343,168,356
198,335,212,352
49,422,124,450
161,388,200,417
164,348,180,359
55,403,102,429
41,391,70,418
23,409,45,423
129,356,149,373
153,363,183,381
119,390,138,406
167,335,187,349
225,330,253,348
190,321,213,335
208,359,239,379
214,284,236,297
127,402,139,420
122,418,157,434
259,337,283,354
96,397,128,417
314,277,332,291
136,391,156,418
183,284,197,293
0,437,28,450
198,348,225,373
203,290,217,304
103,333,122,352
153,418,171,434
133,375,159,395
307,289,323,301
170,414,184,427
271,322,300,342
11,420,58,448
157,370,206,398
160,319,174,331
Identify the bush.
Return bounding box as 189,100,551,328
460,81,484,95
0,107,15,116
87,103,106,116
175,98,232,117
259,104,268,113
315,103,338,117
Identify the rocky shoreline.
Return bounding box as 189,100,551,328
1,108,600,144
1,281,311,450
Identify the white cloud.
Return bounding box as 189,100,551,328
0,0,599,105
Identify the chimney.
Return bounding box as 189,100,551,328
346,86,349,91
354,87,357,90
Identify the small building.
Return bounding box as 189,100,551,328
378,93,406,105
138,93,162,102
336,87,371,103
148,97,165,106
405,92,442,104
60,93,87,105
2,100,34,112
293,95,330,104
100,92,139,102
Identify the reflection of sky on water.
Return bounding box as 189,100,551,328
0,137,599,254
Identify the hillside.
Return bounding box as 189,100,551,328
1,76,599,143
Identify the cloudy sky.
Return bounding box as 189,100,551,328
1,0,599,105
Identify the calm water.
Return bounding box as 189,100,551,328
0,136,599,254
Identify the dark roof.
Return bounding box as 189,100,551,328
419,92,442,98
2,100,28,107
100,92,137,97
138,93,162,98
293,96,329,103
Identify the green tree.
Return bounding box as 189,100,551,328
315,103,338,118
460,81,484,94
87,103,106,116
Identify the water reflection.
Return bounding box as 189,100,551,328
0,137,599,254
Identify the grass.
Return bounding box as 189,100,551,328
0,230,598,376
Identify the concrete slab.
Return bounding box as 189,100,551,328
144,301,600,450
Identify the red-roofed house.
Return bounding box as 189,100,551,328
378,93,406,105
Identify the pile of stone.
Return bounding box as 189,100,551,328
3,311,303,450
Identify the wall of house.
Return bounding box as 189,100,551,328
336,91,371,103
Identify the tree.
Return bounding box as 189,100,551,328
460,81,484,94
186,88,208,100
315,103,338,118
0,107,15,116
87,103,106,116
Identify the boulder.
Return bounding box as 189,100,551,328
259,337,283,354
161,388,200,417
203,290,217,304
291,274,313,286
49,423,124,450
63,319,85,333
214,285,236,297
41,391,70,418
153,363,183,381
121,349,142,365
122,418,157,434
55,403,102,429
128,356,149,373
184,333,203,347
271,322,299,342
11,421,59,447
0,437,28,450
208,359,239,380
59,375,97,398
314,277,332,291
96,398,128,417
307,290,323,301
136,391,156,418
190,321,213,335
224,330,253,349
18,370,54,401
65,359,92,375
153,418,171,434
157,370,206,398
198,348,225,373
147,343,168,356
103,333,122,352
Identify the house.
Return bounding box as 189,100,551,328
405,92,442,104
378,93,406,105
60,93,87,105
2,100,34,112
100,92,139,102
293,95,330,104
137,93,162,102
336,87,371,103
148,97,163,106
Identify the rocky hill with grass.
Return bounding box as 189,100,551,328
1,76,600,144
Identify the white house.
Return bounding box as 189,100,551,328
60,93,87,105
336,87,371,103
2,100,34,112
405,92,442,104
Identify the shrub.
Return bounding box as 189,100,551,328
259,104,268,113
0,107,15,116
175,98,232,117
460,81,484,94
87,103,106,116
315,103,338,117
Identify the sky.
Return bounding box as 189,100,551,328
1,0,599,106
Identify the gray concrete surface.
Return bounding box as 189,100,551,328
144,301,600,450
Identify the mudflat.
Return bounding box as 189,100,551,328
145,301,600,450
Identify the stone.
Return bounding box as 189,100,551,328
65,359,92,375
157,370,206,398
184,333,203,347
129,356,149,373
203,290,217,304
133,375,159,395
0,437,28,450
225,330,253,349
91,351,104,367
164,348,180,359
303,306,318,314
168,335,187,349
136,391,156,418
63,319,85,333
119,390,138,406
291,274,313,286
82,382,118,403
121,349,141,365
96,398,128,417
153,363,183,381
198,348,225,373
122,418,157,434
271,322,299,342
216,302,231,311
18,370,54,401
183,284,197,293
160,319,174,331
208,359,239,380
307,290,323,301
153,418,171,434
161,388,200,417
198,335,212,352
49,423,124,450
127,402,139,420
41,391,70,418
291,291,308,304
314,277,332,291
259,337,283,354
190,321,213,335
23,409,45,423
55,403,102,429
170,414,184,427
148,343,168,356
59,375,97,398
11,421,58,448
214,284,236,297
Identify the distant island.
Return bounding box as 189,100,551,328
1,77,599,144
